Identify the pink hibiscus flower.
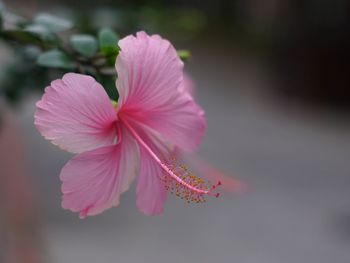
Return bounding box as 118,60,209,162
34,31,222,218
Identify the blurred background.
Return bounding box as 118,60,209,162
1,0,350,262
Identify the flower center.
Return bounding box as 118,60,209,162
121,117,220,203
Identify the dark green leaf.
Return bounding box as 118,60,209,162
37,49,76,69
98,28,119,55
98,74,118,101
4,12,27,27
24,24,58,44
23,46,41,60
34,13,73,32
70,34,98,57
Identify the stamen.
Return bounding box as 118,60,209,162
121,118,220,202
161,157,221,203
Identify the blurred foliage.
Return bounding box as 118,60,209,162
0,1,203,105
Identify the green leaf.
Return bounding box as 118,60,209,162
177,49,191,62
34,13,72,32
37,49,76,69
23,46,41,60
4,12,26,27
98,28,119,53
24,24,58,44
70,34,98,57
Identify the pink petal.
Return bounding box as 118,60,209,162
35,73,117,154
136,146,167,216
116,31,183,111
138,92,206,152
179,73,196,97
60,126,139,218
116,32,206,151
123,120,170,215
182,153,247,194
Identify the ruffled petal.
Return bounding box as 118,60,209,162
116,32,206,151
116,31,183,111
60,126,139,218
35,73,117,154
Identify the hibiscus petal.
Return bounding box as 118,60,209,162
181,152,246,194
60,126,139,218
116,32,206,151
179,73,196,97
122,120,170,216
116,31,183,111
136,147,167,216
139,92,206,152
35,73,117,154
